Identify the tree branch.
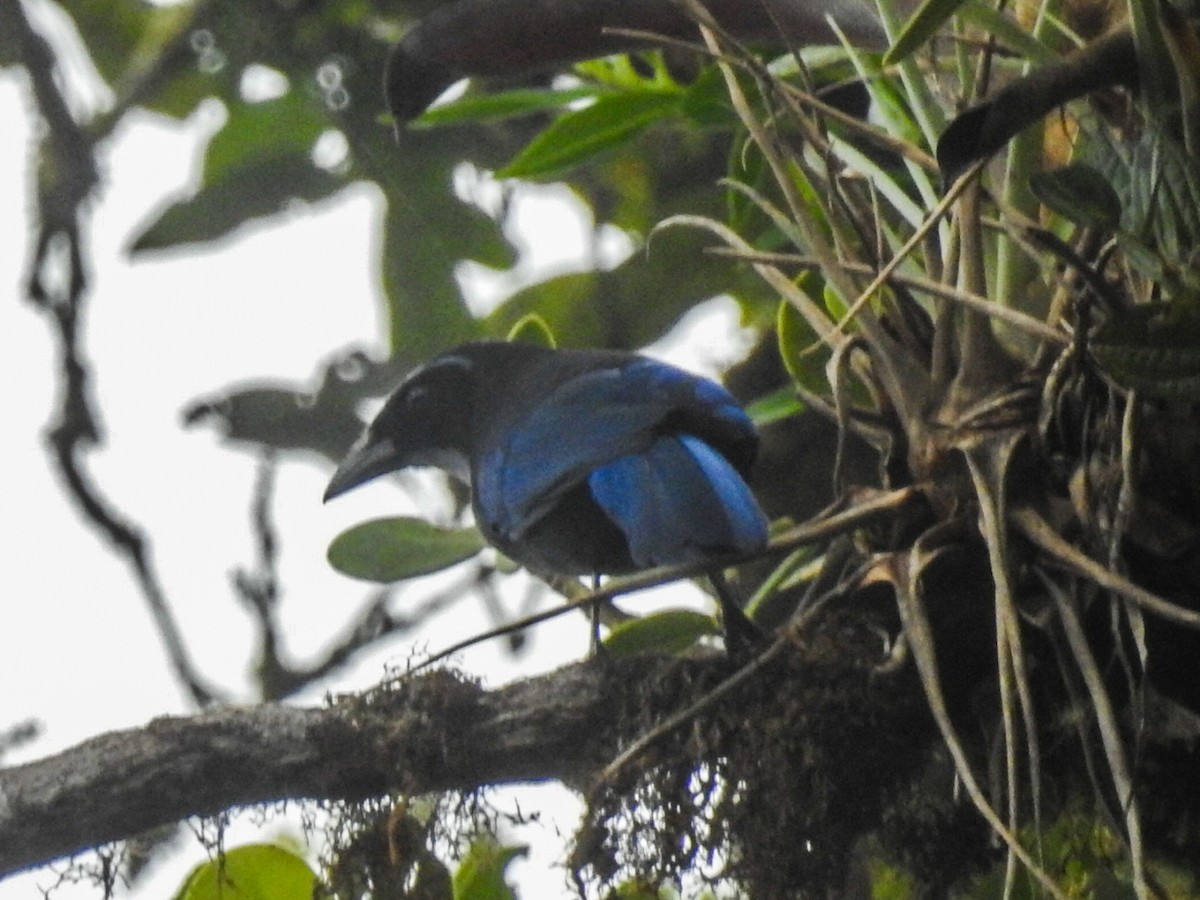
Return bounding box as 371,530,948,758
0,654,715,879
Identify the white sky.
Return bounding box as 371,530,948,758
0,28,752,895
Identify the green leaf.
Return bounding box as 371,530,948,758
1029,164,1122,230
412,86,603,128
174,844,315,900
452,839,527,900
496,91,682,180
777,298,833,395
328,518,486,583
603,609,719,656
745,387,806,426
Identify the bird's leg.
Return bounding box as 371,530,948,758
709,570,764,657
590,573,605,654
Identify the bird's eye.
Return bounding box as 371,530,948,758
406,386,428,405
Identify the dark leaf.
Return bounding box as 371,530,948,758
1029,163,1122,229
1092,305,1200,398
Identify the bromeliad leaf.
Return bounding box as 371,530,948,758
328,517,486,583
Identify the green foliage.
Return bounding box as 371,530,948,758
451,838,526,900
328,517,485,582
497,91,684,180
173,844,316,900
602,609,719,656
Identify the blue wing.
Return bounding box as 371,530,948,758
588,434,769,566
476,358,759,548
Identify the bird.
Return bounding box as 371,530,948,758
324,340,770,645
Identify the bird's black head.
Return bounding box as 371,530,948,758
323,348,482,502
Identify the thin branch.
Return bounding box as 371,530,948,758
407,486,920,673
9,0,221,706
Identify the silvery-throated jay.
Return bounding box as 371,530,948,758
324,340,769,642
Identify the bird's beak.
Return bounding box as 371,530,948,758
323,436,402,502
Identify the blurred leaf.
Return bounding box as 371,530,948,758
452,839,526,900
506,313,557,347
203,91,329,178
483,272,607,347
174,844,315,900
131,91,342,251
777,298,833,395
328,518,485,583
678,66,736,128
182,384,365,463
744,387,805,427
412,86,603,128
497,91,682,180
59,0,204,101
884,0,969,64
609,879,681,899
1029,163,1122,230
603,609,718,656
868,858,918,899
131,154,344,251
957,0,1058,64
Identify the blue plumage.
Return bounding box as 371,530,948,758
325,341,768,579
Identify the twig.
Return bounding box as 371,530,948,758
406,487,920,673
10,0,220,706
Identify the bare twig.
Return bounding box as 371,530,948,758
9,0,220,706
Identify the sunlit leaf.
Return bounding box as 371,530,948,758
174,844,315,900
328,518,485,583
